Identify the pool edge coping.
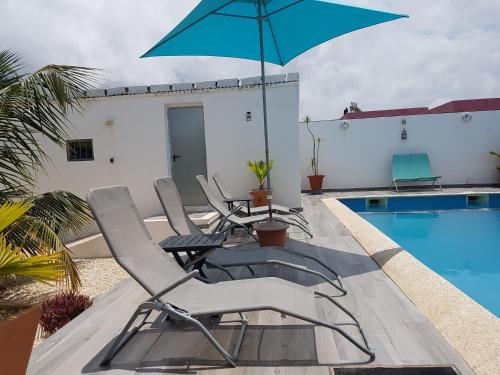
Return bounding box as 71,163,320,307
335,190,500,200
322,197,500,375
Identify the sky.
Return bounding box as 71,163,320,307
1,0,499,120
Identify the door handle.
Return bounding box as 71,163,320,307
172,154,181,162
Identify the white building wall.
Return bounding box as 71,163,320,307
299,111,500,190
35,79,302,219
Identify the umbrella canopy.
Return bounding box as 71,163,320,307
142,0,407,65
142,0,407,222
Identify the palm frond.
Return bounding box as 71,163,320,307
5,214,80,290
0,48,102,196
0,49,23,89
26,191,94,238
0,238,65,284
0,201,32,232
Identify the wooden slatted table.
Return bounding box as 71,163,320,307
159,233,226,271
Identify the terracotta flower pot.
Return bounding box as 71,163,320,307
0,304,40,375
307,174,325,194
250,189,269,207
254,221,289,247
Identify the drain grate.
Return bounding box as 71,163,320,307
330,366,460,375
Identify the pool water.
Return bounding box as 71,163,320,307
361,209,500,317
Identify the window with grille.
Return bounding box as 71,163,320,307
66,139,94,161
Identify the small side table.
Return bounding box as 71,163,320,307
223,197,252,216
159,233,226,276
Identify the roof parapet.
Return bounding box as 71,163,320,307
85,73,299,98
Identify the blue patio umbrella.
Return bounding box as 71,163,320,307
142,0,408,219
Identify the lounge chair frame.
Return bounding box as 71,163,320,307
183,244,347,295
100,270,373,368
197,175,313,238
154,176,345,294
212,172,308,224
391,177,443,192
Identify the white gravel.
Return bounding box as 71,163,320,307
0,258,129,304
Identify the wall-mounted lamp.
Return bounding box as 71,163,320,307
401,118,407,140
340,121,350,130
105,119,114,127
245,111,252,121
461,112,472,123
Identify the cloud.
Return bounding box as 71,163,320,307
1,0,499,119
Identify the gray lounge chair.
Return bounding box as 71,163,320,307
86,185,375,367
196,175,313,238
212,172,308,224
154,176,345,295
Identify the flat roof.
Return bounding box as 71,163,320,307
84,73,299,98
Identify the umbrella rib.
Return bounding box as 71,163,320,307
214,12,257,20
142,0,236,56
263,3,284,66
265,0,304,18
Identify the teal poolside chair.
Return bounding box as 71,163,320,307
391,153,442,191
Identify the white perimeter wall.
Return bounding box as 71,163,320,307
35,82,301,219
299,111,500,190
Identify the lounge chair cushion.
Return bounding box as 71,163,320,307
164,277,317,317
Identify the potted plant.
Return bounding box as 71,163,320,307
246,161,289,247
0,202,65,375
490,151,500,173
247,160,274,207
253,221,289,247
304,116,325,194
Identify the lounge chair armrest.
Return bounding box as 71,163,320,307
220,259,309,272
219,201,248,220
263,260,308,271
228,201,247,215
147,270,199,301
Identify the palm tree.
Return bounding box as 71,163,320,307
0,48,101,289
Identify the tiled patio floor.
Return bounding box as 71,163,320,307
27,194,475,375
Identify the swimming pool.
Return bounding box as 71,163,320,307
341,195,500,317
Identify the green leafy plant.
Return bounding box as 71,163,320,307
0,48,101,289
304,116,324,176
40,291,92,335
247,160,274,190
0,202,65,285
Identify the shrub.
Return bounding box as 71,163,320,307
40,292,92,335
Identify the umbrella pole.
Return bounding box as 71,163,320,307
257,0,273,221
